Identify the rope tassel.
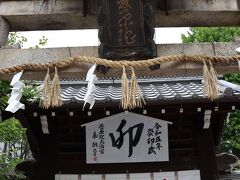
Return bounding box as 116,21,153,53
121,66,129,110
203,61,219,101
129,67,145,109
39,68,51,109
209,61,220,100
50,67,63,108
121,66,146,110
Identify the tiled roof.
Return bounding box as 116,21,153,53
60,76,240,104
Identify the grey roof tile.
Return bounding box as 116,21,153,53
60,76,239,103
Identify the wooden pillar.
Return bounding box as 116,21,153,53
0,16,9,47
195,116,219,180
35,135,58,180
35,115,59,180
16,112,40,160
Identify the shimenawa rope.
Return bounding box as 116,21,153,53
0,55,239,74
3,54,237,109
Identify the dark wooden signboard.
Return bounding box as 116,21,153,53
98,0,156,60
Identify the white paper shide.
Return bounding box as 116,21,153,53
82,112,172,164
5,71,25,113
83,64,98,109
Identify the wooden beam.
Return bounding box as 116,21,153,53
0,0,240,31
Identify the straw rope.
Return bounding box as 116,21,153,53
3,54,238,109
0,55,239,74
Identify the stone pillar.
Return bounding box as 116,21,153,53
0,16,10,47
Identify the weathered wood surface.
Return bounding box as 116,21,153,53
0,42,240,80
0,0,240,31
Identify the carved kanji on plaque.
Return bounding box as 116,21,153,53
98,0,156,60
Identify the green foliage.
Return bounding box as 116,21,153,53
0,118,26,143
0,81,11,97
0,119,27,180
0,80,40,110
0,154,24,180
219,110,240,157
7,33,27,48
30,35,48,49
0,96,8,112
182,27,240,43
22,82,40,103
223,73,240,85
220,74,240,159
0,81,11,111
7,32,48,49
38,36,48,47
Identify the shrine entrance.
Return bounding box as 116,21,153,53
1,1,240,180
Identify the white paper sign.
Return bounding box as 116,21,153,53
82,112,172,164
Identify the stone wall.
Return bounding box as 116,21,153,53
0,42,239,80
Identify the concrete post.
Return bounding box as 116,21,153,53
0,16,10,47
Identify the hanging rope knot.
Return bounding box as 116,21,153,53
39,67,51,109
121,65,129,110
121,66,145,110
129,66,145,109
50,67,63,108
203,60,219,101
39,67,62,109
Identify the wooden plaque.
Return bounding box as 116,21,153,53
98,0,156,60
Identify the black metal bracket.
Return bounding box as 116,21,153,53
158,0,169,16
163,0,169,15
83,0,88,17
